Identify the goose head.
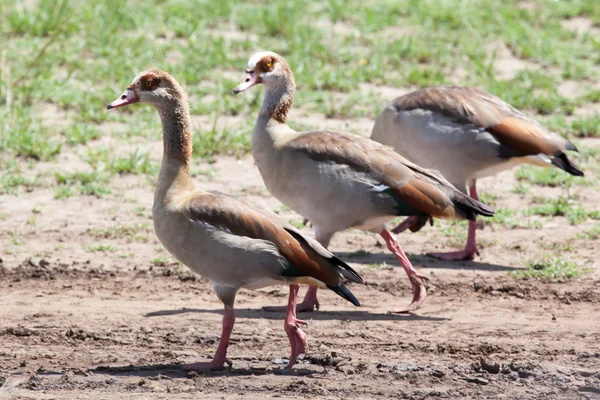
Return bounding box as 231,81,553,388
106,69,185,110
233,51,292,94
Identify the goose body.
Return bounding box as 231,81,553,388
371,86,583,260
107,69,362,369
234,52,494,312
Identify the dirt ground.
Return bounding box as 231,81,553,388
1,143,600,400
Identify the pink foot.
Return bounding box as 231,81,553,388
380,229,430,313
428,247,479,261
263,286,319,313
284,317,308,368
389,274,429,314
284,284,309,368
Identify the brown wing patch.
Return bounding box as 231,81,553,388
188,193,340,285
487,116,561,156
289,131,466,218
391,179,456,219
140,73,161,91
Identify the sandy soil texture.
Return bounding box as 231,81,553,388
1,152,599,400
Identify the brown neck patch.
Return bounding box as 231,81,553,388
159,103,193,166
262,59,295,124
271,95,293,124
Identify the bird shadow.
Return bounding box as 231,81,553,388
89,363,318,379
144,308,448,322
338,251,519,272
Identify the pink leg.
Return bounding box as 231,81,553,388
284,284,308,368
380,229,429,313
429,183,480,261
184,306,235,371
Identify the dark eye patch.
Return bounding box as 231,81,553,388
257,56,276,73
140,74,161,91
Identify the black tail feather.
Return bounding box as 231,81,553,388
565,140,579,152
551,153,584,177
455,194,495,221
284,227,364,284
330,255,364,284
327,284,360,306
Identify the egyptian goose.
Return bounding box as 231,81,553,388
371,86,584,261
233,52,494,313
106,69,363,369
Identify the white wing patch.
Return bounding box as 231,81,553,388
369,184,390,192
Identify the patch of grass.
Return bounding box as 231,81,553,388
578,224,600,240
87,244,118,253
509,255,589,282
192,124,252,158
0,173,42,194
134,206,152,219
87,223,151,243
512,182,531,195
109,149,156,175
1,0,600,209
64,123,102,145
0,117,62,160
571,116,600,137
54,171,111,198
440,221,468,247
53,185,74,199
368,262,392,270
490,208,541,229
83,148,156,176
516,165,578,187
525,196,600,225
151,257,170,266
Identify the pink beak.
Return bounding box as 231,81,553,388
106,88,138,110
232,70,259,94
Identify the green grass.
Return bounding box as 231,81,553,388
0,174,42,195
53,171,111,198
87,244,118,253
82,148,157,175
571,116,600,138
109,150,156,175
516,165,580,187
1,0,599,250
87,223,151,243
525,196,600,225
578,224,600,240
192,124,253,158
0,111,62,161
151,257,170,266
490,208,542,229
64,123,102,145
509,255,590,282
